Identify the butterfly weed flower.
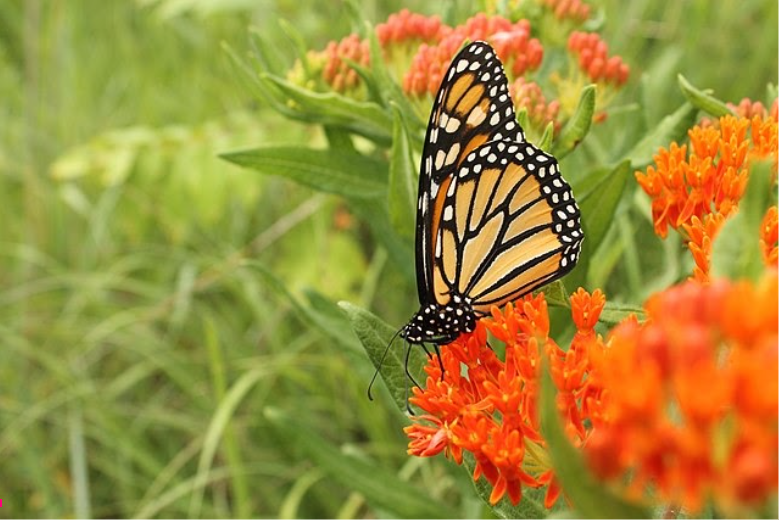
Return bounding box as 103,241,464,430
510,77,561,139
583,273,779,515
760,205,778,267
541,0,591,23
636,114,778,280
403,14,544,98
375,9,447,48
554,31,629,121
405,290,607,508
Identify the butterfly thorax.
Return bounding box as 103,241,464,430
400,295,477,345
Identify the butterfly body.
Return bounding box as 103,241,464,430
401,41,583,350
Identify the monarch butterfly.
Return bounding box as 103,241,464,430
398,41,583,367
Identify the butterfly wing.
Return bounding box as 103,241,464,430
415,41,525,305
431,139,583,314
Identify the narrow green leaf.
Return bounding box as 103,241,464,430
243,260,364,353
766,83,779,108
517,109,532,136
539,365,650,518
552,84,596,159
323,125,356,153
278,19,310,73
540,280,570,309
677,74,733,118
263,74,393,144
577,160,631,254
599,301,645,326
712,160,775,280
625,102,698,168
538,121,555,152
248,26,287,77
389,105,418,240
366,23,425,132
339,302,427,413
462,453,546,519
220,146,387,199
264,408,459,519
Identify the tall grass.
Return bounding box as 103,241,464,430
0,0,776,518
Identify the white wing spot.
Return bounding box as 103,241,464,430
445,116,461,133
466,105,487,126
435,150,446,169
489,112,501,126
443,205,454,221
445,143,460,166
456,59,469,73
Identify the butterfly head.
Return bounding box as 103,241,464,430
400,295,477,345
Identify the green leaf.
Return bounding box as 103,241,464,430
264,408,459,519
220,146,387,199
388,105,418,240
339,302,427,413
462,453,547,519
538,121,555,152
577,160,631,254
539,365,651,518
599,301,645,326
677,74,733,118
540,280,570,309
243,260,363,353
625,102,698,168
552,84,596,159
365,23,425,133
712,160,775,280
263,74,393,144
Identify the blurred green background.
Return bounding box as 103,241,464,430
0,0,776,518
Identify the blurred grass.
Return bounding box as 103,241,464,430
0,0,776,518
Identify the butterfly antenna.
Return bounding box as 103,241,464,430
367,327,403,401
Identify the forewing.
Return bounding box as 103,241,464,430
415,41,525,305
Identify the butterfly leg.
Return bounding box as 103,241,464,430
431,343,446,381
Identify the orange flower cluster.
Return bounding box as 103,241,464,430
636,114,778,280
542,0,591,22
567,31,630,86
584,273,779,514
406,274,778,514
760,206,778,266
405,290,606,507
376,9,447,47
510,78,561,135
729,97,779,121
321,34,370,92
403,15,544,97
